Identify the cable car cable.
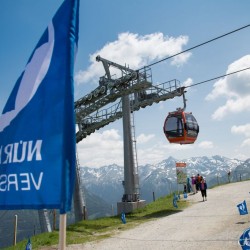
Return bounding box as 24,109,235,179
158,66,250,90
138,24,250,70
159,24,250,145
185,66,250,89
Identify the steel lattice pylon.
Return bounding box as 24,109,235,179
74,56,184,220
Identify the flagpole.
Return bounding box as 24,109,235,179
59,214,67,250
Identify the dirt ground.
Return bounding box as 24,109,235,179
63,181,250,249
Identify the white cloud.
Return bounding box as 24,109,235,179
77,127,199,167
205,78,230,101
182,77,197,95
211,96,250,120
231,124,250,137
75,32,191,85
233,152,249,161
198,141,214,149
171,49,191,66
231,124,250,148
137,147,165,165
137,141,194,165
77,129,123,167
76,127,227,166
137,144,170,165
183,78,193,88
241,138,250,147
206,55,250,120
137,133,155,144
231,123,250,148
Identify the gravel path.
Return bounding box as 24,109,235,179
66,181,250,250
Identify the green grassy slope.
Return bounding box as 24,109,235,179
5,194,188,250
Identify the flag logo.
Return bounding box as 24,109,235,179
237,200,249,215
121,212,126,224
173,194,178,208
0,23,54,133
239,227,250,249
25,238,32,250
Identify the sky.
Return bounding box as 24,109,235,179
0,0,250,168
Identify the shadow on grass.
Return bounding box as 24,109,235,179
127,209,182,220
67,215,125,233
67,222,112,233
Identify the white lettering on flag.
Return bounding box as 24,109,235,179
0,172,43,191
0,140,42,165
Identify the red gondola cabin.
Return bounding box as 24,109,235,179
163,110,199,144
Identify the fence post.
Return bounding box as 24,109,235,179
13,215,18,246
83,206,87,220
53,210,56,231
111,204,114,216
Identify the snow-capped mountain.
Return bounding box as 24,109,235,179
1,156,249,248
80,155,250,216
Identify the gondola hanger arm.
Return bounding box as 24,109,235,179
176,87,187,112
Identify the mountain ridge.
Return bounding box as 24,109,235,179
80,155,250,216
1,155,249,248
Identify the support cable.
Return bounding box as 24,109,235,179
139,24,250,70
186,66,250,89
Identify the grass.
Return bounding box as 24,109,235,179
4,193,189,250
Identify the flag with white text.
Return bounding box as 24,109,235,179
0,0,79,213
173,193,178,208
25,238,32,250
121,212,126,224
237,200,249,215
239,227,250,249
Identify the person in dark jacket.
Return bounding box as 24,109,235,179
187,177,191,193
196,173,201,191
200,178,207,201
191,175,197,194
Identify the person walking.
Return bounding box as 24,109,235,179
191,175,196,194
187,177,191,193
200,178,207,201
196,173,201,191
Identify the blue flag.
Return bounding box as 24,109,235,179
25,238,32,250
239,227,250,249
0,0,79,213
237,200,249,215
173,194,178,208
121,212,126,224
